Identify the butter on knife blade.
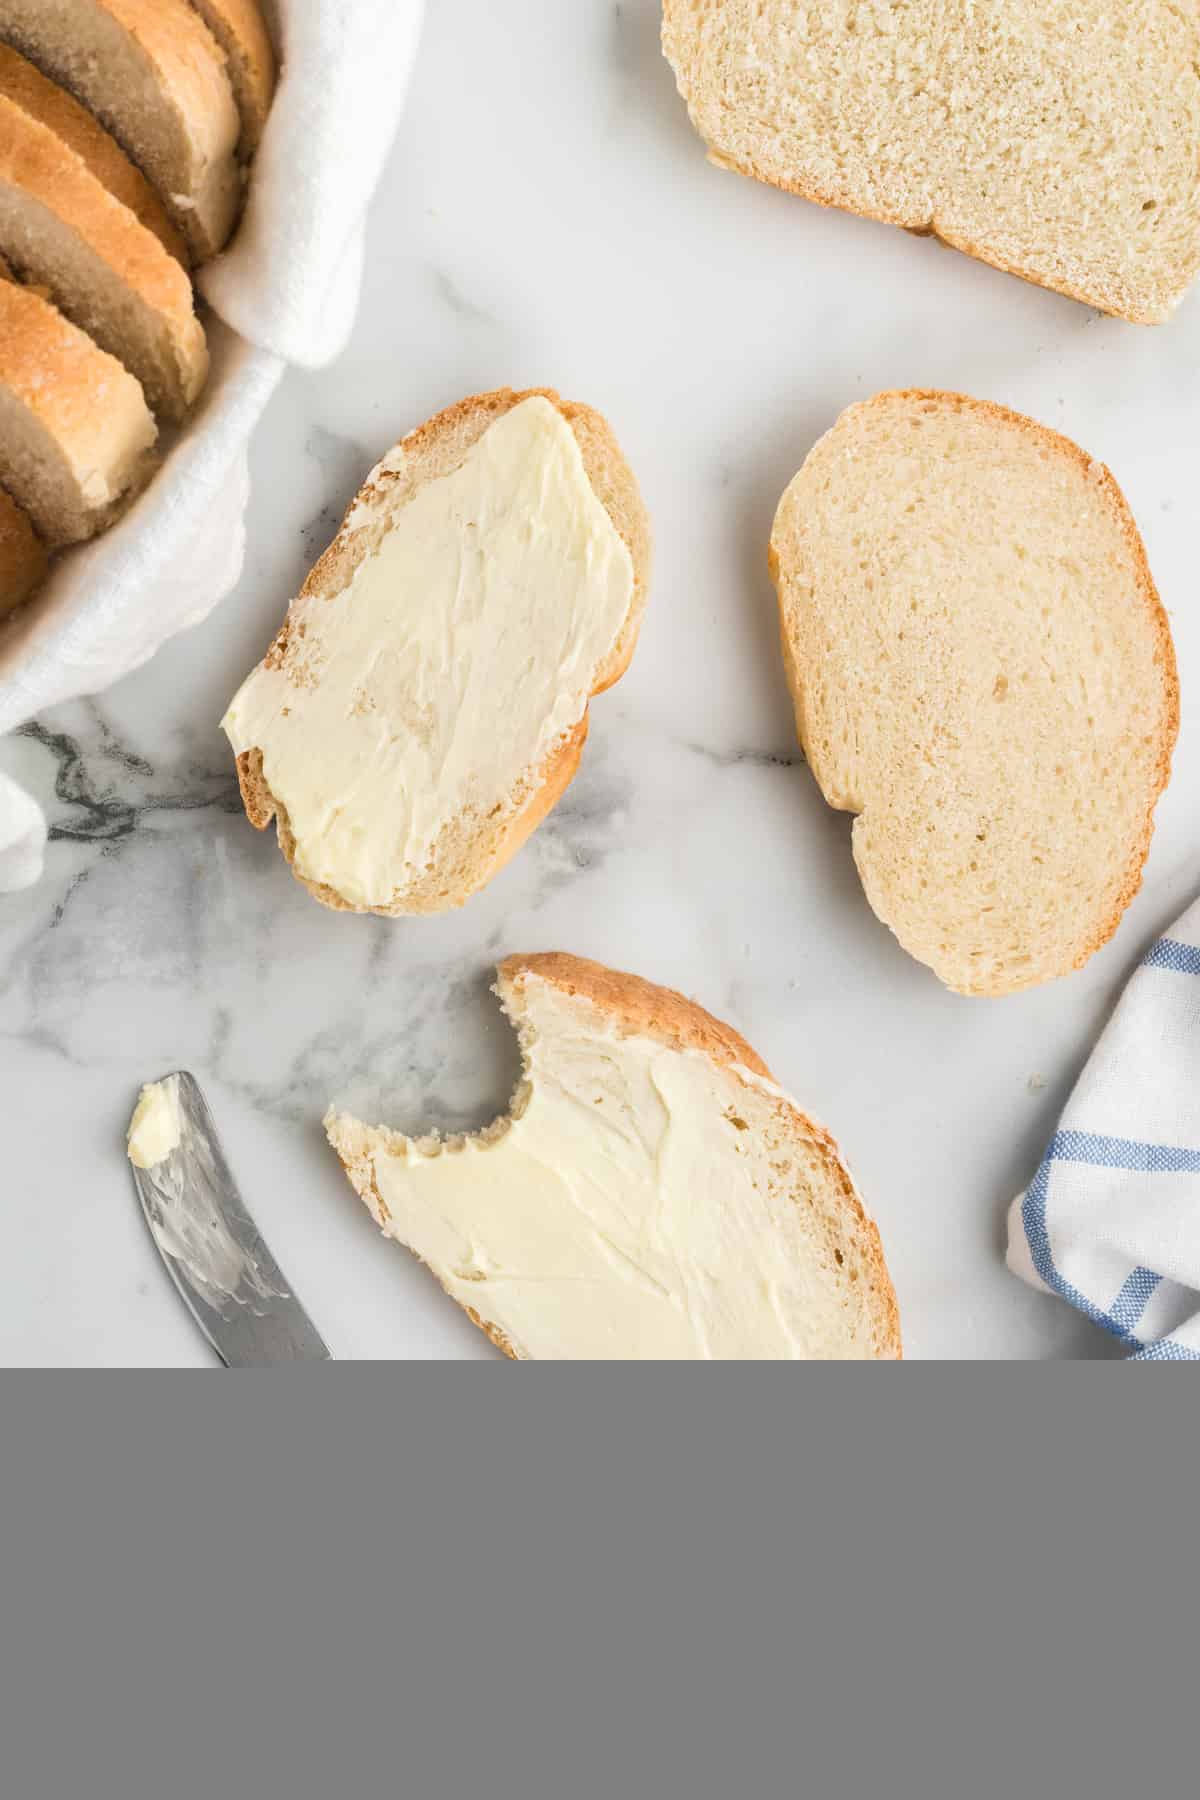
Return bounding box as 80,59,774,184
127,1072,331,1366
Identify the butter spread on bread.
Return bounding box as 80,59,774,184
224,390,650,915
327,954,901,1361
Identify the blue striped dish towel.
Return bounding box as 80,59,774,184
1007,899,1200,1360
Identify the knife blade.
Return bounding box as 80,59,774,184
129,1072,331,1365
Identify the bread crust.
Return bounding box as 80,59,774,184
234,387,652,916
770,389,1179,997
0,274,157,543
0,44,186,263
0,94,207,420
662,1,1198,325
0,0,242,261
0,483,46,613
184,0,277,154
327,953,903,1360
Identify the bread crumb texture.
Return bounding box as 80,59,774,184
663,0,1200,321
771,391,1178,997
327,954,901,1360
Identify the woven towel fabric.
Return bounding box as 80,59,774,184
1008,897,1200,1360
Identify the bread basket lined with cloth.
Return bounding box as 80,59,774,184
0,0,425,891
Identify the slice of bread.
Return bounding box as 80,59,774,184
0,484,47,615
224,389,652,917
663,1,1200,324
0,95,208,422
327,953,902,1361
184,0,276,155
0,272,157,545
771,391,1178,997
0,0,241,263
0,44,186,264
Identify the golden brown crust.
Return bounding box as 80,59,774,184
0,94,207,419
0,45,187,263
238,387,651,916
771,389,1179,998
500,952,774,1080
184,0,277,154
0,275,157,542
0,483,46,614
3,0,242,259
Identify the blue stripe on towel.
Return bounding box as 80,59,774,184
1109,1268,1162,1333
1048,1131,1200,1176
1129,1338,1200,1362
1021,1157,1143,1348
1143,938,1200,976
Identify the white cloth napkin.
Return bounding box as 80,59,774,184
1008,897,1200,1360
0,0,425,889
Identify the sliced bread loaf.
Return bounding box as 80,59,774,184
224,389,652,916
0,484,46,614
0,95,208,422
663,0,1200,324
327,953,902,1361
0,273,157,545
0,0,241,262
0,44,186,264
184,0,276,155
771,391,1178,997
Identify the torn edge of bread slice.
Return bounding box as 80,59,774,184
0,483,47,615
770,390,1179,997
0,44,187,264
326,953,902,1361
0,0,242,263
184,0,277,156
0,272,157,546
223,388,652,917
662,1,1200,324
0,95,208,422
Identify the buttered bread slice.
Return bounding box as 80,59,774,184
224,389,651,915
771,391,1178,997
327,954,901,1361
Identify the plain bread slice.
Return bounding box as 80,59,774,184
0,0,241,262
663,0,1200,324
770,390,1178,996
0,483,47,614
0,272,157,545
0,95,208,422
184,0,277,154
0,44,186,264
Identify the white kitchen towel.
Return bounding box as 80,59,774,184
0,0,425,889
1008,896,1200,1360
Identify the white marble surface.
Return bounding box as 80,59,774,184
2,0,1198,1363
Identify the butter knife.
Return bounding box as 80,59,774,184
129,1072,331,1365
